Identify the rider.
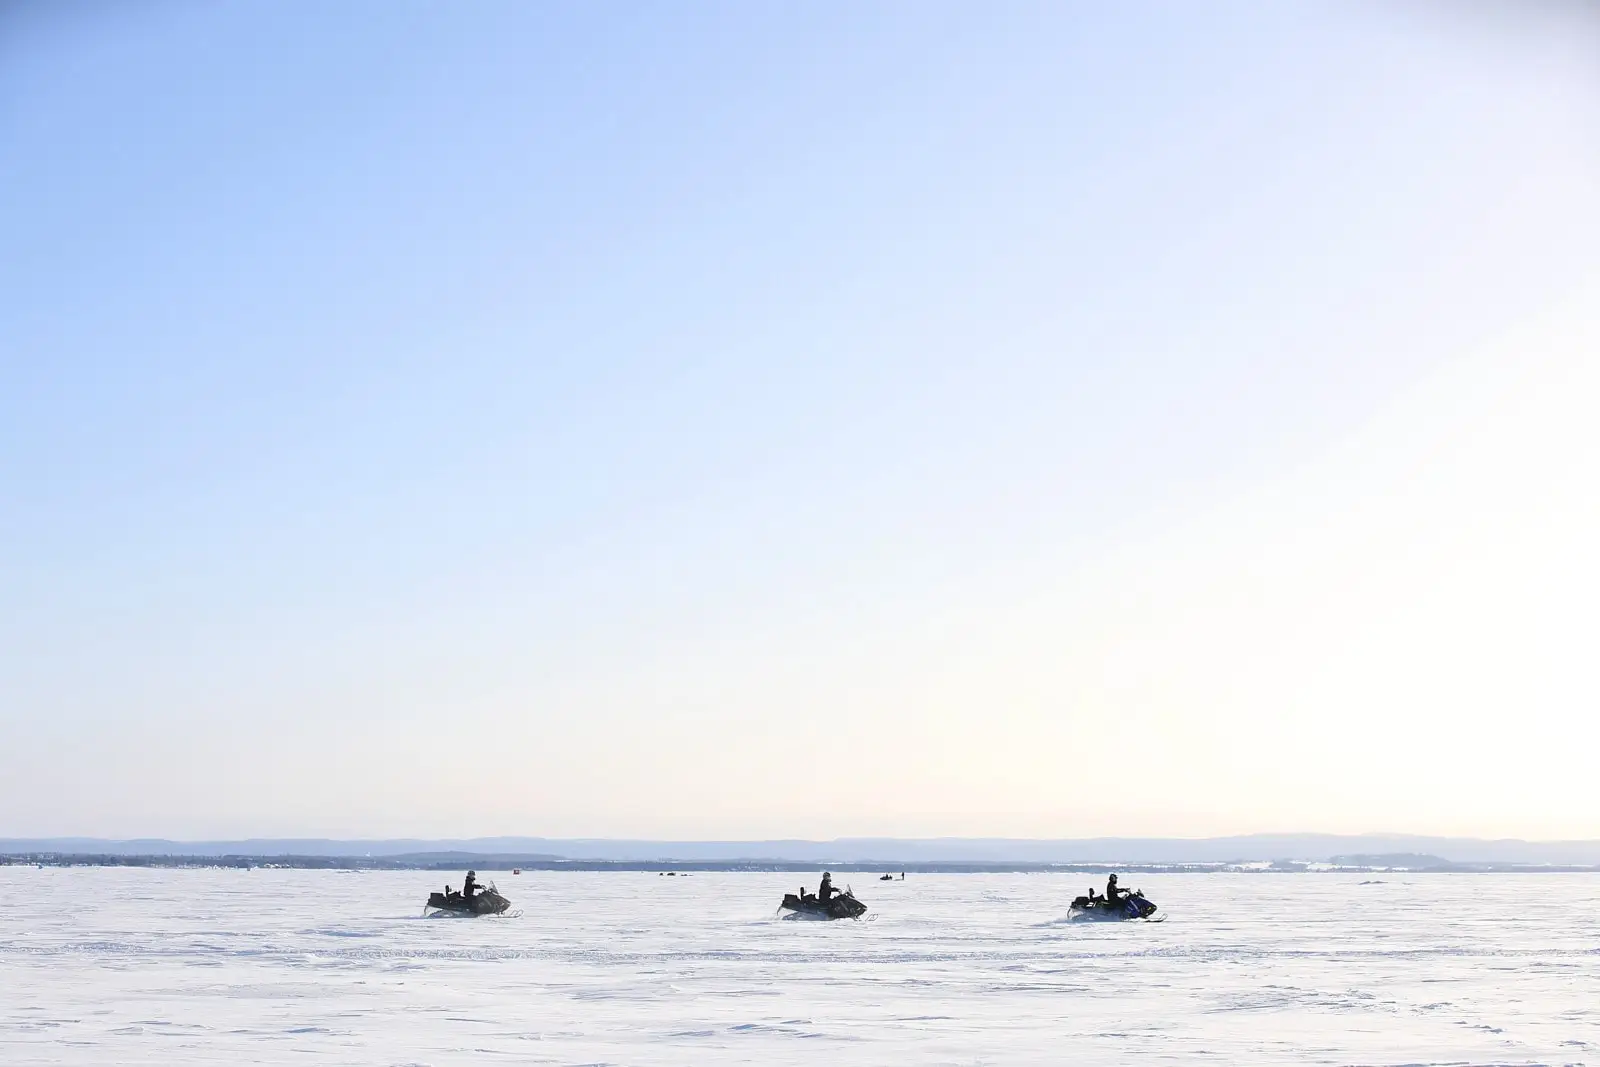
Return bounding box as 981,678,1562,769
818,872,836,903
463,871,479,900
1105,873,1126,905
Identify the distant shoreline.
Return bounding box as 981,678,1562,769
8,833,1600,872
5,853,1600,874
8,833,1600,869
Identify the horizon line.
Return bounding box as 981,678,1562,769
7,831,1600,844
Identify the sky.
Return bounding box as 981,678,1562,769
2,2,1597,840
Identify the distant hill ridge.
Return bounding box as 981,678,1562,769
5,834,1600,866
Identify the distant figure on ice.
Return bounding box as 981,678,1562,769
463,871,479,900
818,872,836,903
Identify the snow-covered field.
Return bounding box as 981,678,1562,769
1,867,1595,1065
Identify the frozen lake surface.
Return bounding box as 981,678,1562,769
1,867,1596,1065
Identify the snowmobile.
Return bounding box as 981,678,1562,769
425,882,512,916
1068,889,1158,922
779,886,867,920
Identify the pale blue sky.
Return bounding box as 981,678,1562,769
3,2,1597,838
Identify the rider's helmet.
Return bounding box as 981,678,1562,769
823,871,832,878
467,870,476,877
1108,873,1118,884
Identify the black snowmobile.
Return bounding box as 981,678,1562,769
779,886,867,920
1069,889,1158,922
425,882,512,916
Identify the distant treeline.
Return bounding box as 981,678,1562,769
4,853,1599,874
